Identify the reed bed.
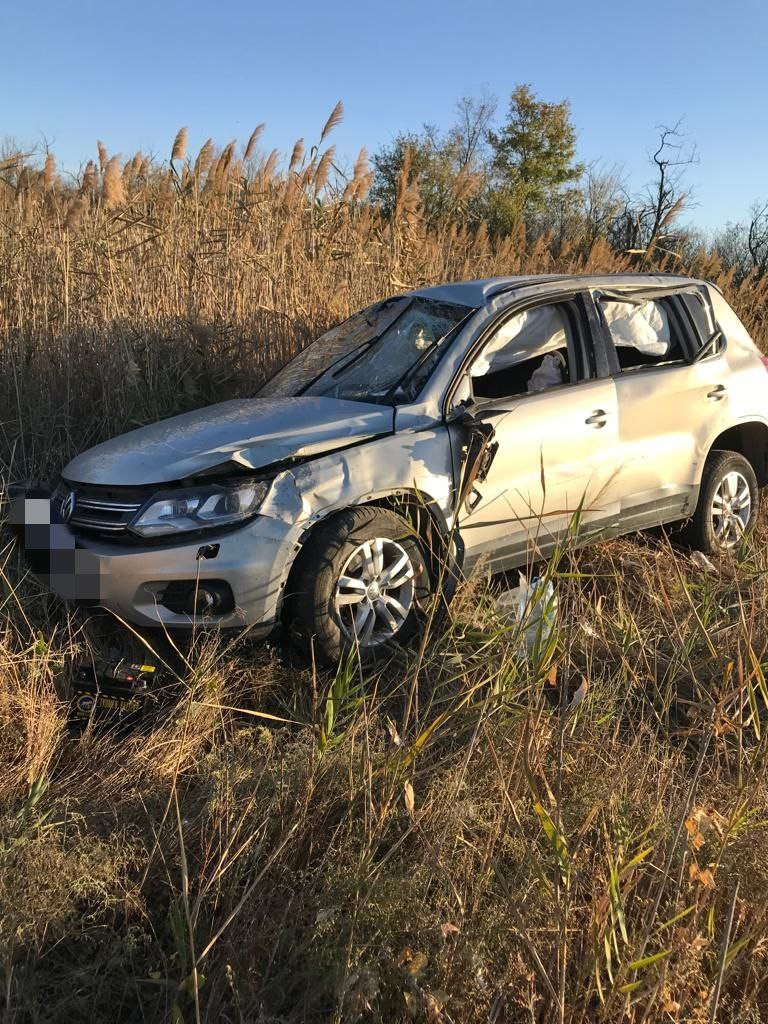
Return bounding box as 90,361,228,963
2,119,768,1022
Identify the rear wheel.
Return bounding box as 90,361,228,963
291,507,431,664
683,450,758,553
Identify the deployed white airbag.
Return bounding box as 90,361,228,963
527,352,565,392
470,306,567,377
602,300,670,356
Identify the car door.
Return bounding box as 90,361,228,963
591,285,730,531
448,293,621,573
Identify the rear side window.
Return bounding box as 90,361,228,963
679,291,721,354
599,297,686,371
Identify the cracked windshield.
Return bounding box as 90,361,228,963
259,296,473,403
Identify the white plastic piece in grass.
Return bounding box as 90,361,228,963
404,780,415,819
566,678,589,715
496,573,557,655
690,550,717,574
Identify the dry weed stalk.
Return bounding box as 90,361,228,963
171,126,188,163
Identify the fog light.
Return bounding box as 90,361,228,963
161,580,235,616
192,587,218,615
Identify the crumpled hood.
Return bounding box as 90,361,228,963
62,396,394,485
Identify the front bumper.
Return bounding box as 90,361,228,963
9,487,299,631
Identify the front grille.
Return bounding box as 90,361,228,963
70,497,143,534
55,482,152,538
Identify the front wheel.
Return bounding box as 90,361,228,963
683,450,758,553
290,506,431,664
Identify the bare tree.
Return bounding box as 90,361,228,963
608,122,697,264
449,91,497,171
644,121,697,258
713,220,752,278
747,201,768,276
714,202,768,281
581,163,625,248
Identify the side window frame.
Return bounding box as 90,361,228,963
447,292,601,413
589,287,708,376
675,289,724,361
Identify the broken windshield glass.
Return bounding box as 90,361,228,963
259,297,474,404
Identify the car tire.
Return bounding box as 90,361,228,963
290,506,431,665
682,450,758,554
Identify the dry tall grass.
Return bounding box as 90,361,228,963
2,119,767,480
2,120,768,1023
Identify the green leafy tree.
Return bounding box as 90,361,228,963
370,94,496,225
370,129,455,221
488,84,584,231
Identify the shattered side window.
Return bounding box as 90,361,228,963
600,298,686,370
471,306,569,377
469,304,576,401
681,291,718,348
602,300,671,356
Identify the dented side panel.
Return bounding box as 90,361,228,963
452,379,622,573
260,427,456,530
20,422,457,632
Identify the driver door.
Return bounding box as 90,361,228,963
449,295,621,573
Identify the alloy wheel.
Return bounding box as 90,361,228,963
711,470,751,548
333,537,416,648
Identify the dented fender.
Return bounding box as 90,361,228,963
260,427,456,531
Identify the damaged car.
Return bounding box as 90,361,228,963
11,273,768,663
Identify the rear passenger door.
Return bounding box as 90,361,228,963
591,285,729,530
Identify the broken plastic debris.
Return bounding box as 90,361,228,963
496,573,557,655
690,550,717,574
566,678,589,715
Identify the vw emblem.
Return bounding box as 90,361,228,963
59,490,76,523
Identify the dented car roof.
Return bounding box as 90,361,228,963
411,272,699,307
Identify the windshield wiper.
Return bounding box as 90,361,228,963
296,338,379,396
692,329,723,363
297,299,414,397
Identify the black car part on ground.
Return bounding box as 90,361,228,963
70,657,172,726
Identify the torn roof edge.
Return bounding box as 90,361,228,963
409,272,703,308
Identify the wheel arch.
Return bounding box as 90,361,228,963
279,489,457,621
704,420,768,488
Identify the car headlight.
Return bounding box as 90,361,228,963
130,479,270,538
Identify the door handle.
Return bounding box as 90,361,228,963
585,409,608,428
706,385,727,400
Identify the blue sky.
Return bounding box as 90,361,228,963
3,0,765,231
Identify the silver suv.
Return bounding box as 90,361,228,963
12,274,768,663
